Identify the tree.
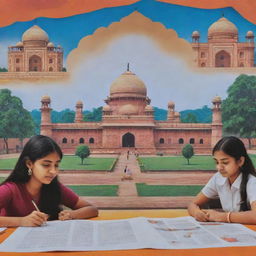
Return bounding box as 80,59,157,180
0,67,7,72
0,89,35,153
61,111,75,123
222,74,256,148
182,144,194,165
181,113,198,123
75,145,90,165
83,107,102,121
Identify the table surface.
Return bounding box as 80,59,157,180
1,209,256,256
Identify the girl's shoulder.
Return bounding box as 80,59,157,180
247,174,256,184
210,172,227,185
0,181,21,193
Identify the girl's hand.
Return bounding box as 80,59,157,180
194,209,209,222
58,210,73,221
205,210,226,222
21,211,48,227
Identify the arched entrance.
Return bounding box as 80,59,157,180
215,50,231,67
29,55,42,71
122,133,135,147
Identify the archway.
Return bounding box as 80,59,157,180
122,133,135,147
215,50,231,67
29,55,42,71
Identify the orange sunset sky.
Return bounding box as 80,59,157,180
0,0,255,27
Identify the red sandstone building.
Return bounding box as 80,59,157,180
40,69,222,154
192,17,255,68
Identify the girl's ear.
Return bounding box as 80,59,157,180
238,156,245,167
25,159,33,169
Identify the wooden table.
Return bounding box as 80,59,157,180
1,209,256,256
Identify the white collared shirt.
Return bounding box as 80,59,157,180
202,172,256,212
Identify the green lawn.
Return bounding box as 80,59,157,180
136,183,203,196
68,185,118,196
139,154,256,171
0,158,17,170
138,156,216,171
0,156,117,171
60,156,116,171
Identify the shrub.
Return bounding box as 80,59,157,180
75,145,90,165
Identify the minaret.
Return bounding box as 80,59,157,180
246,31,255,67
191,31,200,66
192,31,200,43
40,95,52,137
75,101,83,123
211,96,222,148
167,101,175,121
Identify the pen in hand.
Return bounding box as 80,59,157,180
31,200,47,225
31,200,40,211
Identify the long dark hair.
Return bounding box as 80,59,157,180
3,135,63,220
213,136,256,211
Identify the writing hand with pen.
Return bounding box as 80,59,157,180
20,211,49,227
19,200,49,227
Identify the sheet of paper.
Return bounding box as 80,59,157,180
0,228,6,233
0,217,256,252
146,217,256,249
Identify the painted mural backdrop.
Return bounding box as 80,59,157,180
0,0,256,152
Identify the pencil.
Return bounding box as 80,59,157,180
32,200,47,226
31,200,40,211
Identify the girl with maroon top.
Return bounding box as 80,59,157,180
0,135,98,227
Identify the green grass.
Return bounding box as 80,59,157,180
0,158,17,170
139,154,256,171
0,177,5,183
136,183,203,196
60,156,116,171
0,156,117,171
67,185,118,196
138,156,216,171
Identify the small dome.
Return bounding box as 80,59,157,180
76,100,83,107
174,112,180,117
119,104,138,115
212,96,222,103
246,31,254,37
16,41,23,47
208,17,238,36
41,95,51,103
145,105,153,111
110,71,147,97
103,105,111,111
168,101,175,108
22,25,49,42
192,31,200,37
47,42,54,47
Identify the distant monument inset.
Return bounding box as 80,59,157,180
1,25,68,81
192,17,255,68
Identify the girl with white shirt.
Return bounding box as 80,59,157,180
188,136,256,224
